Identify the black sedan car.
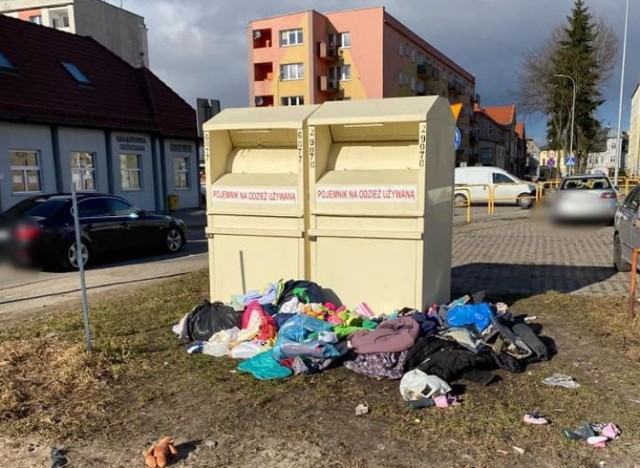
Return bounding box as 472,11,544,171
1,193,187,270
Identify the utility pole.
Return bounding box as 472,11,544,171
614,0,630,184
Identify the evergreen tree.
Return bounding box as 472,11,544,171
547,0,604,172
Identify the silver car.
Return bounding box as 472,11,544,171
614,185,640,271
549,174,618,223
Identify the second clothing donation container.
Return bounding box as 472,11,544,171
203,105,319,302
307,96,455,313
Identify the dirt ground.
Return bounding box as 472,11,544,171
1,272,640,467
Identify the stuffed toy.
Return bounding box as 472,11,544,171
143,436,178,468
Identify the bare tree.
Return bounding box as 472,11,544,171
515,17,618,118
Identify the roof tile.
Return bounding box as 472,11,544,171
0,15,197,139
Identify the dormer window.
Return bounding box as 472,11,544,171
61,61,91,84
0,52,14,71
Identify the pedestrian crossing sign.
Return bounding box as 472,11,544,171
565,155,576,166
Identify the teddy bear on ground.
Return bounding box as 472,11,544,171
143,436,178,468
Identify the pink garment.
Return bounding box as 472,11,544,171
242,301,276,342
353,302,376,318
601,423,620,440
434,395,460,408
349,317,419,354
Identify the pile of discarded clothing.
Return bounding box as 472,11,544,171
172,280,551,403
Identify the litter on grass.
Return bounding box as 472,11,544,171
542,373,580,389
173,280,553,409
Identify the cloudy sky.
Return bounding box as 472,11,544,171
122,0,639,145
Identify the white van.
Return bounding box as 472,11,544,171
454,166,537,208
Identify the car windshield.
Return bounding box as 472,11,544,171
560,177,611,191
21,199,69,218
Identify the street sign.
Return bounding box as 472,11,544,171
547,157,555,168
566,155,576,167
549,150,555,158
454,127,462,151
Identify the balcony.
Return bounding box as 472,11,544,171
318,41,339,61
318,75,339,93
417,63,439,80
254,95,274,107
252,28,272,49
254,62,273,81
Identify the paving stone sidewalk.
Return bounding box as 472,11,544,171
451,213,630,297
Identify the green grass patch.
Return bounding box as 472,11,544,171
1,272,640,466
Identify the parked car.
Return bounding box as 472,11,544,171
549,174,618,224
3,193,187,271
454,166,537,208
614,185,640,271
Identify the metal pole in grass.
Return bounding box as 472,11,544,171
629,248,640,320
71,183,92,352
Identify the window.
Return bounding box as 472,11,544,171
51,15,69,29
77,198,109,218
10,150,41,193
329,65,351,82
280,63,303,80
623,187,640,211
29,15,42,24
341,32,351,48
281,96,304,106
280,28,303,47
410,77,416,92
398,41,405,56
61,62,91,84
339,64,351,81
70,152,96,191
492,173,515,184
119,154,141,190
0,52,14,71
560,177,611,191
107,198,138,216
398,71,404,86
173,156,190,189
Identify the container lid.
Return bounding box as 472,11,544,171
307,96,440,125
203,105,320,131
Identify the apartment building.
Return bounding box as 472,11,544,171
247,6,476,160
0,0,149,67
586,128,628,175
629,82,640,175
472,104,526,175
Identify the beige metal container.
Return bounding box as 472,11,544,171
203,105,319,302
307,96,455,314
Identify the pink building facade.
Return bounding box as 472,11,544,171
248,6,477,159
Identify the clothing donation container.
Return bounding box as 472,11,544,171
203,105,319,302
307,96,455,313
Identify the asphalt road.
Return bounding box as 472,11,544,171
0,205,528,323
0,228,209,322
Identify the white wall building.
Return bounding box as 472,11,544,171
0,0,149,67
586,128,628,175
0,15,200,213
629,82,640,176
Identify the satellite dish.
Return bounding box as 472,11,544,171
253,30,262,40
255,96,264,106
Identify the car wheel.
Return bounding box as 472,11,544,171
517,193,533,209
614,234,631,272
62,239,90,271
454,194,468,207
166,227,185,253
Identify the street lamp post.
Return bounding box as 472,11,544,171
614,0,630,182
554,74,576,175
